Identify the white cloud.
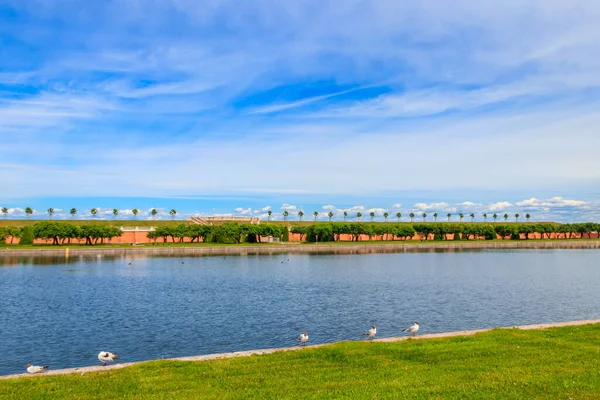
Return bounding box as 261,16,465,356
488,201,512,211
235,207,252,215
516,197,587,208
344,205,365,212
280,203,297,211
391,203,402,209
261,206,272,212
413,202,451,211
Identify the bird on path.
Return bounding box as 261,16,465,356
98,351,119,366
297,332,309,346
26,364,48,374
403,322,420,336
363,326,377,339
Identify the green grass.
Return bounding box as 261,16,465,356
1,324,599,399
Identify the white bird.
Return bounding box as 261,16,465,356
297,332,309,345
403,321,420,335
26,364,49,374
98,351,120,366
363,326,377,339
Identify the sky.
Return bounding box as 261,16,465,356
1,0,599,222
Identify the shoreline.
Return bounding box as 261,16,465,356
1,239,600,257
2,318,599,380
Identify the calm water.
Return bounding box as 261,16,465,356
1,249,599,376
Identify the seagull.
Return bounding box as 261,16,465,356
297,332,309,346
363,326,377,339
403,322,420,336
98,351,119,366
26,364,49,374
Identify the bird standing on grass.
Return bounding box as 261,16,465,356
363,326,377,339
297,332,309,345
26,364,48,374
98,351,119,366
403,322,420,336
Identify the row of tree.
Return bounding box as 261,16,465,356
0,207,178,219
290,222,600,242
0,222,122,245
275,211,533,222
147,223,289,244
2,207,532,223
0,222,289,245
2,222,598,246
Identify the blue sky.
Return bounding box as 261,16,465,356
1,0,599,222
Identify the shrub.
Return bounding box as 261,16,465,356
19,226,34,245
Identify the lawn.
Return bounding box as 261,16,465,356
1,324,599,399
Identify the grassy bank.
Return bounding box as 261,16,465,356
1,324,599,399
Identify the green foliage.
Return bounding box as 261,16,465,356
19,226,34,245
281,227,289,242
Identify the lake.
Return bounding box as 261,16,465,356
1,249,599,376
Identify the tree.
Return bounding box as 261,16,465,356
469,213,475,222
356,212,362,222
113,208,119,219
515,213,520,222
170,209,177,219
503,213,508,222
525,213,531,222
383,212,389,222
483,213,488,222
370,211,375,221
132,208,139,219
90,208,98,218
459,213,464,222
283,210,289,221
151,209,158,219
70,208,77,218
409,213,415,222
1,207,7,218
343,211,348,222
422,213,427,222
433,212,438,222
313,211,319,221
25,207,33,218
47,208,54,219
328,211,334,222
447,213,452,222
396,212,401,222
493,213,498,222
298,211,304,221
267,210,272,221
